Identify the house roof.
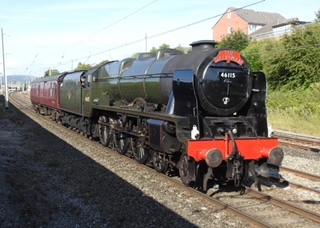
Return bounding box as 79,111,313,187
234,8,286,25
212,7,286,29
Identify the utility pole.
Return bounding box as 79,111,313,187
145,34,147,52
1,28,8,108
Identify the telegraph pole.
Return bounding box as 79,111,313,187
1,28,8,108
145,34,147,52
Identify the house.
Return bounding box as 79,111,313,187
212,7,286,41
250,18,310,40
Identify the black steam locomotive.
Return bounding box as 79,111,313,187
31,40,284,191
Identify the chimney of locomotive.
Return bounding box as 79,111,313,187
190,40,218,52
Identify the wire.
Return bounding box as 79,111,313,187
57,0,266,67
44,0,158,59
148,0,266,39
22,0,157,74
25,53,38,72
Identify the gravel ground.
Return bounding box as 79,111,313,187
1,94,320,227
0,97,252,227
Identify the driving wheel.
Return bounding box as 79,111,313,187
152,151,168,173
99,116,111,147
178,153,195,187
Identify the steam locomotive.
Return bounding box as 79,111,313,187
30,40,284,191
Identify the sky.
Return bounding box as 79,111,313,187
0,0,319,77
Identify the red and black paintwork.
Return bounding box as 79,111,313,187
30,40,284,192
30,74,63,119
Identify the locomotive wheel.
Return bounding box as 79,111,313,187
152,151,168,173
134,146,150,164
115,133,126,155
121,137,134,156
119,139,127,154
99,117,111,147
178,153,195,187
100,125,111,147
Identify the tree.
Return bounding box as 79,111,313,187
75,62,92,71
259,39,287,89
280,23,320,89
132,43,190,58
241,41,264,72
149,47,158,54
131,52,140,58
260,23,320,89
175,44,191,54
94,60,109,67
216,30,250,51
149,43,171,54
315,9,320,22
159,43,170,49
44,69,60,77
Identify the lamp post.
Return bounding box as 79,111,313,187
1,28,8,108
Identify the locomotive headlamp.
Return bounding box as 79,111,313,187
206,149,223,168
268,147,284,166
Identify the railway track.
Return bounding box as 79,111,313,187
275,131,320,152
281,166,320,182
110,154,320,227
160,172,320,227
280,166,320,195
10,91,320,227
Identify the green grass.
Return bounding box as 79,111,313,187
268,108,320,136
268,85,320,137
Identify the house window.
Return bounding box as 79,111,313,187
249,24,257,32
227,27,233,34
227,11,232,19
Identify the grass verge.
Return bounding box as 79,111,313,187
268,86,320,137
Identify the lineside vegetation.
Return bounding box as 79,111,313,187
219,19,320,136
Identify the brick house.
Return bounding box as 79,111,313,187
212,7,286,42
